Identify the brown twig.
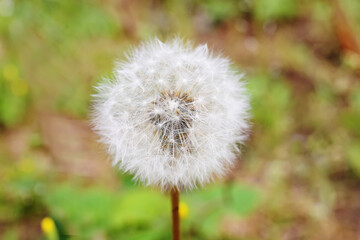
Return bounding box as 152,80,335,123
171,188,180,240
330,0,360,55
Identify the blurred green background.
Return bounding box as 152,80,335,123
1,0,360,239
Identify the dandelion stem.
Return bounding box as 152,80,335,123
171,187,180,240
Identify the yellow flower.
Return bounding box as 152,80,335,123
3,64,18,81
41,217,59,240
179,202,189,219
41,217,56,234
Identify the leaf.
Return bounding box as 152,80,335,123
110,189,169,229
45,183,115,235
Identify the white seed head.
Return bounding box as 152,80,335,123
91,38,250,191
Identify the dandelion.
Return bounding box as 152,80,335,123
41,217,59,240
91,38,250,239
179,202,189,219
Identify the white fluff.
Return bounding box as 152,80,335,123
91,38,250,191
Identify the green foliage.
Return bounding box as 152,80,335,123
0,64,29,127
347,143,360,176
229,184,260,216
340,91,360,138
312,1,332,23
248,74,292,144
28,131,44,149
183,183,260,238
340,110,360,137
0,0,120,119
55,83,90,118
4,0,118,43
341,0,360,32
198,0,240,22
38,181,260,239
45,184,114,236
110,189,169,229
44,183,172,239
0,157,45,222
254,0,297,21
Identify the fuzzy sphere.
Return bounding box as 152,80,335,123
91,38,250,191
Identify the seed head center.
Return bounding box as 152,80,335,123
149,91,195,156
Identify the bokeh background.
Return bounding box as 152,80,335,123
1,0,360,239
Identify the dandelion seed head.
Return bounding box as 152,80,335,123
91,38,250,191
